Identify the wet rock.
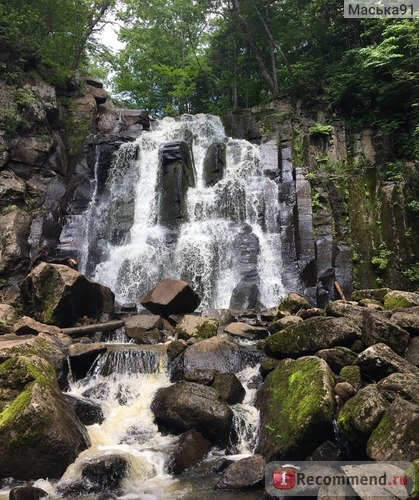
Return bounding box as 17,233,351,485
268,315,303,333
0,355,90,480
0,209,31,276
151,381,233,445
201,308,232,326
337,385,388,447
158,141,195,227
125,314,163,341
0,170,26,205
203,142,226,187
176,315,219,338
357,343,419,380
64,394,104,425
334,382,355,402
170,336,259,381
68,343,107,379
265,317,360,359
12,316,62,336
306,440,343,461
260,357,281,377
166,339,187,362
315,347,358,373
9,486,48,500
211,372,245,404
225,321,268,340
367,397,419,461
377,372,419,403
256,357,335,459
384,290,419,309
140,278,200,317
216,455,266,490
339,365,362,390
185,457,232,478
171,429,212,474
184,369,215,385
352,288,391,302
20,262,114,327
405,336,419,367
362,310,409,355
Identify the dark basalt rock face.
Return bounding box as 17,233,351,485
157,141,195,228
203,142,226,187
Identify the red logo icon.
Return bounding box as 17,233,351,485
272,466,296,490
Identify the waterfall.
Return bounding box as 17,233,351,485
70,114,285,309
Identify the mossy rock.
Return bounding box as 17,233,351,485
260,357,281,378
384,291,419,310
0,355,90,480
336,385,388,447
367,396,419,461
265,317,360,359
352,288,391,303
339,366,362,390
278,293,310,314
256,356,335,459
211,372,245,404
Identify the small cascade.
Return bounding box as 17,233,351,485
229,364,262,456
60,114,288,310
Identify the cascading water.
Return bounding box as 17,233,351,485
69,114,285,309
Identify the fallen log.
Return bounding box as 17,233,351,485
62,320,125,337
334,281,347,302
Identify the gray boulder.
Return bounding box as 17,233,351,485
0,208,31,276
171,429,212,474
362,310,409,355
216,455,266,490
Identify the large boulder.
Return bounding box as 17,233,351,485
325,300,366,328
390,309,419,335
352,288,391,302
315,347,358,373
124,314,162,341
278,293,310,314
10,135,54,167
0,170,26,205
203,142,226,187
256,357,335,459
211,372,245,404
225,321,268,340
405,336,419,367
12,316,62,336
9,486,48,500
64,394,104,425
0,304,18,332
216,455,266,490
384,290,419,309
0,355,90,479
362,310,409,355
176,315,219,338
151,381,233,445
336,385,389,447
367,396,419,461
265,317,361,359
170,336,259,381
140,278,200,317
20,262,114,327
377,372,419,403
171,429,212,474
357,343,419,381
0,208,31,276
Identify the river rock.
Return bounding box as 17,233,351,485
362,310,409,355
9,486,48,500
278,293,310,314
211,372,245,404
339,365,362,390
315,347,358,373
390,309,419,335
151,381,233,445
334,382,355,402
0,355,90,480
377,372,419,403
405,337,419,366
68,342,107,379
20,262,114,327
64,394,104,425
166,339,187,362
176,315,219,338
225,321,268,340
268,315,302,333
216,455,266,490
12,316,62,336
336,385,389,447
125,314,163,340
384,290,419,309
357,343,419,380
325,300,366,328
0,208,31,276
367,396,419,461
265,317,360,359
140,278,200,317
171,429,212,474
256,356,335,459
170,335,259,381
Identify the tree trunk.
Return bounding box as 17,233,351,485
230,0,278,97
62,320,125,337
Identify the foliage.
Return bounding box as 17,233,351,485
402,265,419,284
371,242,393,271
309,123,332,137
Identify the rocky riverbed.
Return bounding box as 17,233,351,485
0,264,418,499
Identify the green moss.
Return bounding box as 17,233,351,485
366,410,392,455
195,321,218,339
384,294,415,309
292,131,308,168
262,357,334,452
351,288,391,302
309,123,333,137
339,365,361,389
